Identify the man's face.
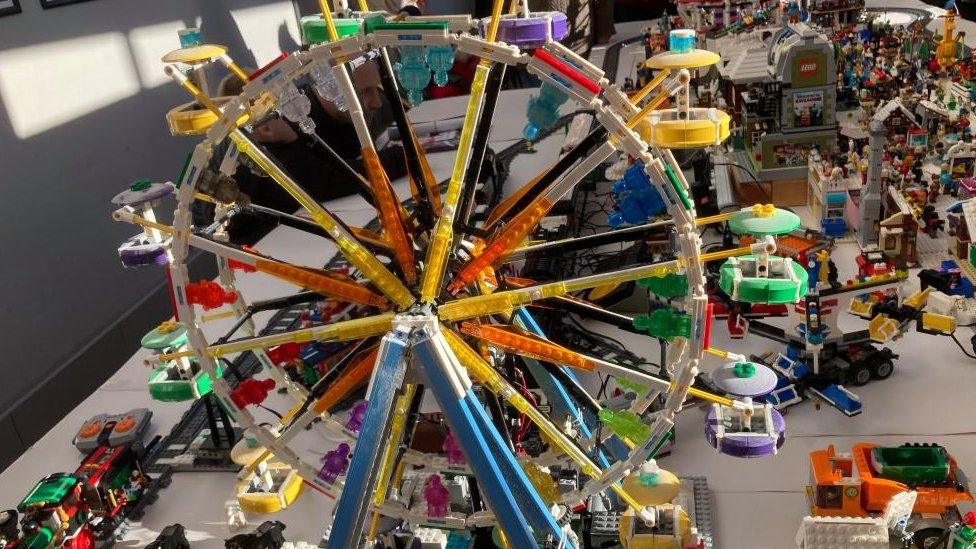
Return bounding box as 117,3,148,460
353,61,384,117
253,116,298,144
321,60,384,122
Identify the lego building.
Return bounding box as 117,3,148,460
800,0,865,29
676,0,772,34
722,23,837,204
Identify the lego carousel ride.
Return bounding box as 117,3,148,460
111,3,793,546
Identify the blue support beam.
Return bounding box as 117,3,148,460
326,329,410,549
413,327,555,547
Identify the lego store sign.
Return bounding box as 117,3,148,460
798,59,818,77
792,50,827,87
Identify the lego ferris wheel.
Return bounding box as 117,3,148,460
111,1,806,546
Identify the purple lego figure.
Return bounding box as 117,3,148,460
443,430,465,466
318,442,350,484
424,474,450,517
345,401,368,434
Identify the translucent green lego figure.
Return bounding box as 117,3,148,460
523,82,569,140
617,378,648,394
638,273,688,299
598,409,651,443
301,363,320,386
633,308,691,340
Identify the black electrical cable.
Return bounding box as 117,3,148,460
489,127,610,230
215,312,258,347
257,404,284,419
567,315,628,350
305,132,376,207
246,134,366,241
484,389,516,453
597,372,610,400
951,332,976,359
531,358,602,415
249,291,323,313
713,161,771,203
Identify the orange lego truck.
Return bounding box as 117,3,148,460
808,442,976,546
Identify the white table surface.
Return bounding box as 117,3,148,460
5,14,976,548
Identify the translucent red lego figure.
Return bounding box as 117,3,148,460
185,280,237,310
230,378,275,409
443,430,465,466
318,443,350,484
266,342,301,365
424,474,450,517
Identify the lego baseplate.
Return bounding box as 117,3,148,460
676,476,713,549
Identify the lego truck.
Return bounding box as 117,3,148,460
803,443,975,547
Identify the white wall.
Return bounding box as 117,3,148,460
0,0,300,419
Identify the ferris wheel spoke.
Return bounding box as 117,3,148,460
442,328,651,516
230,130,416,308
150,313,395,366
194,232,390,307
441,243,757,321
376,48,442,224
416,1,509,304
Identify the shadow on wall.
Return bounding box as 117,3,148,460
0,0,299,450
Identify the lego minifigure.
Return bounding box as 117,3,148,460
345,401,368,434
424,475,450,517
443,430,465,466
930,174,942,203
318,443,351,484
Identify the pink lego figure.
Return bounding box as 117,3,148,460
345,401,368,433
443,430,465,465
424,474,450,517
318,442,350,484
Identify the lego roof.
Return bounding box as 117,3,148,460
872,99,919,127
918,100,949,118
720,45,770,84
19,475,78,509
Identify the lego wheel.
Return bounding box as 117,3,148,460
911,527,948,548
849,363,872,387
869,358,894,380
